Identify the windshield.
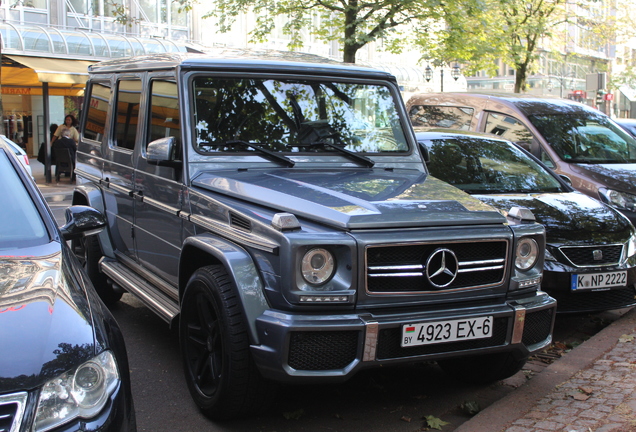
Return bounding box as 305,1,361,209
192,77,409,155
528,112,636,163
422,136,565,194
0,151,48,250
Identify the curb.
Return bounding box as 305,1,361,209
454,307,636,432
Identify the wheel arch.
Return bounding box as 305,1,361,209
180,234,270,345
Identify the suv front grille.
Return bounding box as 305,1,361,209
559,244,623,267
366,240,508,293
288,331,359,371
0,392,28,432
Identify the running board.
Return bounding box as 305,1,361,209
99,258,179,323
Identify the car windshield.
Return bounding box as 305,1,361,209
421,136,566,194
0,151,48,250
192,76,409,155
528,112,636,163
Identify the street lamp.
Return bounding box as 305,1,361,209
424,64,461,92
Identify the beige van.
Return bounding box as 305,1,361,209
406,92,636,225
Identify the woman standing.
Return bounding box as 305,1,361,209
51,114,79,146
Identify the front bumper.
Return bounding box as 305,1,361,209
542,261,636,313
251,291,556,383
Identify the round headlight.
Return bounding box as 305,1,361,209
515,238,539,270
301,248,335,285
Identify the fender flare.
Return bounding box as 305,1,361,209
181,234,270,345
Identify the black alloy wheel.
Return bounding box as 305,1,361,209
179,265,274,420
72,234,122,305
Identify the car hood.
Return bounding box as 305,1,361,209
192,168,507,229
571,163,636,194
0,242,95,392
474,192,633,245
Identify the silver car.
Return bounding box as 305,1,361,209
0,134,33,177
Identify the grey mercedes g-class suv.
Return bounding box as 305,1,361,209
71,50,556,419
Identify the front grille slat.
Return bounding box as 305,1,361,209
559,244,623,267
0,393,28,432
366,240,508,293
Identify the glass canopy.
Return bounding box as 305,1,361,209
0,22,200,60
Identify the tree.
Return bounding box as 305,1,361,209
205,0,479,63
418,0,567,93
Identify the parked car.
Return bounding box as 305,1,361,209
0,139,136,431
416,129,636,313
406,93,636,225
1,133,33,177
615,118,636,138
71,51,556,419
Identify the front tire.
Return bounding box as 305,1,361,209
72,235,123,305
437,352,527,384
179,265,275,420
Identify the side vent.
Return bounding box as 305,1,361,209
229,212,252,232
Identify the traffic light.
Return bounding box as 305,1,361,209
596,90,606,106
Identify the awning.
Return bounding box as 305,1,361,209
620,85,636,102
3,55,94,85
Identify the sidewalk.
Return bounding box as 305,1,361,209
456,306,636,432
30,158,75,202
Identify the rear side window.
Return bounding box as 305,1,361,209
83,81,111,142
148,80,180,149
408,105,474,130
484,112,534,143
114,79,142,150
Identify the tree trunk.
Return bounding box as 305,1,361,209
514,63,528,93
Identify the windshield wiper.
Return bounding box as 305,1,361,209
224,140,295,167
298,140,375,168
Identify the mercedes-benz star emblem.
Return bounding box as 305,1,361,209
425,248,459,288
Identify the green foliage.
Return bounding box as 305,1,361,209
202,0,462,63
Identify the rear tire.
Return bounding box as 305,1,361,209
437,352,527,384
180,265,275,420
72,235,123,305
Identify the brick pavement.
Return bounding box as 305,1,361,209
456,307,636,432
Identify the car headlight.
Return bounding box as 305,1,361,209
599,188,636,211
627,233,636,258
301,248,335,286
516,238,539,270
34,350,120,432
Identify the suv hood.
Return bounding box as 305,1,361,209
193,168,507,229
0,244,95,392
475,192,633,245
571,163,636,194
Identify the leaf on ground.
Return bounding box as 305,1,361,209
460,400,481,416
572,392,590,401
578,386,593,395
401,415,411,422
619,334,635,343
424,415,450,430
283,408,305,420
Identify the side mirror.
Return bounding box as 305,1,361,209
559,174,572,186
418,142,431,165
147,137,180,167
60,205,106,241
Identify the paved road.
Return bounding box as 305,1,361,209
46,193,630,431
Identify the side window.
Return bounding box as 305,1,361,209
540,149,556,168
148,80,180,149
83,81,112,142
484,112,534,143
114,79,142,150
408,105,474,130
